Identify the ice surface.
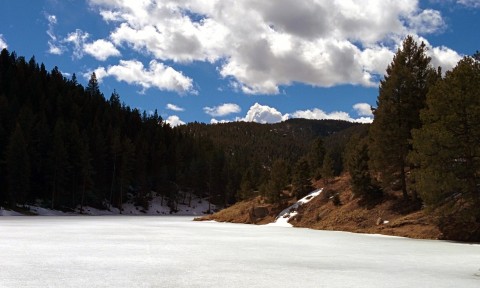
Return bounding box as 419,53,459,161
1,217,479,287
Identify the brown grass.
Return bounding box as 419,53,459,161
197,174,442,240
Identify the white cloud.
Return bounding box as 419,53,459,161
407,9,445,34
210,118,232,124
83,39,121,61
218,103,373,124
86,0,461,94
457,0,480,8
414,36,463,74
242,103,288,124
0,34,7,49
291,108,372,123
166,103,185,112
64,29,90,59
203,103,241,117
46,14,65,55
47,14,119,61
353,103,373,117
165,115,185,127
89,60,195,94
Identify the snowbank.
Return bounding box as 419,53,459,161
267,189,323,227
0,194,215,216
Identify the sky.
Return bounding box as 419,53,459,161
0,0,478,126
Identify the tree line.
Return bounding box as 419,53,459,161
0,48,232,212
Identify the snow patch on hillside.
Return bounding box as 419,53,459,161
267,189,323,227
0,194,215,216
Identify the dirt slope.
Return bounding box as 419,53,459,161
198,174,442,240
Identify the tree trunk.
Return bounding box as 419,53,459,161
400,167,408,200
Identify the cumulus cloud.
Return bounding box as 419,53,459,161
0,34,7,49
86,0,461,94
291,108,373,123
166,103,185,112
203,103,241,117
414,36,463,74
88,60,195,94
407,9,445,34
165,115,185,127
231,103,373,124
210,118,232,124
353,103,373,116
241,103,288,124
83,39,121,61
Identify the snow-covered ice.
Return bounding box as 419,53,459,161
267,188,323,227
1,216,478,287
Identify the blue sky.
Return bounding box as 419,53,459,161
0,0,478,125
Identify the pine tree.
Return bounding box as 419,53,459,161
5,123,30,205
118,137,135,212
309,138,326,180
236,171,255,200
79,132,93,212
345,136,381,200
292,157,312,199
49,119,69,209
321,151,335,185
410,57,480,206
85,72,101,97
369,35,438,200
265,159,288,203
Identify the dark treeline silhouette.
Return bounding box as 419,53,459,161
0,48,225,212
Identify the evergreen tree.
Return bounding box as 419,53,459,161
237,167,255,201
49,119,69,209
321,151,335,185
85,72,101,97
265,159,288,203
369,35,438,200
118,137,135,212
410,57,480,206
5,123,30,205
109,128,122,208
292,157,312,199
309,137,326,179
78,131,93,211
473,50,480,62
345,136,381,200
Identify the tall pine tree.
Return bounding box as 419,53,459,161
410,57,480,206
369,36,438,200
5,123,30,205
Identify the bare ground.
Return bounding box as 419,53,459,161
197,174,443,240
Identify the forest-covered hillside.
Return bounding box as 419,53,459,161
202,37,480,242
0,48,362,211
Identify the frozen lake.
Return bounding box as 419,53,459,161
1,216,479,287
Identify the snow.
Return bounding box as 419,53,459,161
267,188,323,227
0,216,479,287
0,207,23,216
0,194,215,216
